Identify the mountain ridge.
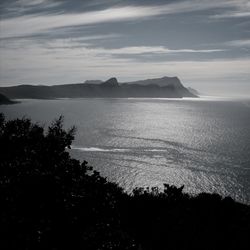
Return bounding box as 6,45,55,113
122,76,183,88
0,76,197,99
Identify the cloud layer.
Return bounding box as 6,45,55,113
1,0,250,39
0,0,250,95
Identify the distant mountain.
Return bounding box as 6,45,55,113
84,80,103,84
123,76,183,87
0,93,17,105
100,77,119,87
122,76,195,97
0,77,197,99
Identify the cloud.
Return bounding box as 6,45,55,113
4,0,63,14
1,0,249,93
1,0,250,39
209,0,250,19
211,12,250,19
0,37,248,85
0,6,154,39
16,0,53,7
0,37,223,56
45,42,223,55
93,46,224,55
225,39,250,47
122,47,223,55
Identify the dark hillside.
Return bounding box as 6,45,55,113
0,77,197,99
0,114,249,250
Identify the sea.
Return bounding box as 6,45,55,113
1,96,250,204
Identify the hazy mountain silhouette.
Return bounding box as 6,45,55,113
84,80,103,84
0,77,197,99
101,77,119,87
123,76,183,87
122,76,196,98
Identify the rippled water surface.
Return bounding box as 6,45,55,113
1,97,250,203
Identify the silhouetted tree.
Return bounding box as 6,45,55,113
0,114,135,250
0,113,249,250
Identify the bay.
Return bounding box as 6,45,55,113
1,97,250,204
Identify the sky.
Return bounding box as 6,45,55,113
0,0,250,96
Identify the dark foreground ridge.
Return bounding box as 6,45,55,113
0,76,197,99
0,114,249,250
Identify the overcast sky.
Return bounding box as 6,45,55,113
0,0,250,95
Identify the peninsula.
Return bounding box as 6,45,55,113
0,77,197,99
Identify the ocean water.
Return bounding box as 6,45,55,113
1,97,250,204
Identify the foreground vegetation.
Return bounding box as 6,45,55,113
0,114,249,250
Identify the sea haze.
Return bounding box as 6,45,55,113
1,97,250,204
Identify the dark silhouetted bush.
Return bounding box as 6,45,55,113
0,113,249,250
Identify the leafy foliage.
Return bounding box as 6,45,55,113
0,113,249,250
0,114,131,249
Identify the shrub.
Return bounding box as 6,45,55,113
0,113,249,250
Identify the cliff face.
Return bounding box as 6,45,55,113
123,76,183,87
0,77,197,99
122,76,195,97
101,78,119,87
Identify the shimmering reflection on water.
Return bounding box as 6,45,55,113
1,97,250,203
